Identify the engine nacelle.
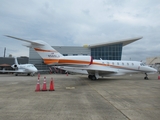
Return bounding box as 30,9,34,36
58,56,93,66
11,64,18,69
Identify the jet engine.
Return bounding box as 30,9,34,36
58,56,93,67
11,64,18,70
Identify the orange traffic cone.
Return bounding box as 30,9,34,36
66,72,68,76
42,77,47,91
35,78,40,92
38,73,40,79
49,78,55,91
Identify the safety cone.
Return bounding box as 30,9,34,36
42,77,47,91
38,73,40,79
49,77,55,91
35,78,40,92
158,75,160,80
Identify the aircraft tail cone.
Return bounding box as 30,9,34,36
42,77,47,91
35,78,40,92
49,78,55,91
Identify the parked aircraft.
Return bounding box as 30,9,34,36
0,57,38,76
5,35,157,79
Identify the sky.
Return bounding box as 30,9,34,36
0,0,160,61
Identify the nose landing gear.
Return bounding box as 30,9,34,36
144,73,148,80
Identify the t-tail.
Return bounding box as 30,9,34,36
5,35,63,65
31,41,63,65
14,57,19,65
11,57,19,69
5,35,93,66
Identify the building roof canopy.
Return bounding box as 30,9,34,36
88,37,143,48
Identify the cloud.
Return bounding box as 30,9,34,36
0,0,160,61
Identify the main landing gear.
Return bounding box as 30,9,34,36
88,75,97,80
144,73,148,80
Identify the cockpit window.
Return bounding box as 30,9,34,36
140,63,146,66
27,64,34,67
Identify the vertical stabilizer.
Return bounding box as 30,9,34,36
5,35,63,65
14,57,19,65
30,40,63,65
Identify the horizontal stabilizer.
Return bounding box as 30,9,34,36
5,35,45,46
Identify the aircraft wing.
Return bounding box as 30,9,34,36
0,70,24,73
57,66,117,76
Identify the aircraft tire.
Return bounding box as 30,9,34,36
88,75,92,79
144,77,149,80
91,75,96,80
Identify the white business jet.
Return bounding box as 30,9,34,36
5,35,157,79
0,57,38,76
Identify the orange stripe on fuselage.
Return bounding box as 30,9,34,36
43,59,92,65
59,59,91,64
92,62,108,66
43,59,138,71
92,62,138,71
34,48,56,52
43,59,59,64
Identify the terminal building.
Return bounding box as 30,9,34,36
29,37,142,71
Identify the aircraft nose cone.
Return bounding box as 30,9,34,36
151,67,157,73
154,68,157,72
34,68,38,72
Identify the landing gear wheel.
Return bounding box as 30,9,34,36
27,73,31,76
91,75,96,80
88,75,97,80
88,75,92,79
144,73,149,80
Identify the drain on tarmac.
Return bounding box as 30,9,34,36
66,87,75,90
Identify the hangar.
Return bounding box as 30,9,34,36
29,37,142,71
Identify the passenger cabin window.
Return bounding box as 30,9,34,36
122,63,124,65
127,63,129,65
132,63,134,66
112,62,114,65
117,62,119,65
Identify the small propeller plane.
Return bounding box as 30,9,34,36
5,35,157,79
0,57,38,76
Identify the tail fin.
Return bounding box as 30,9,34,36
14,57,19,65
5,35,63,65
11,57,19,69
5,35,93,66
33,41,63,65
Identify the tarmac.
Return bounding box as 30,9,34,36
0,73,160,120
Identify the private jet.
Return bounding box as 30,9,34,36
0,57,38,76
5,35,157,79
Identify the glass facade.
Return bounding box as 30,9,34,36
91,43,122,60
